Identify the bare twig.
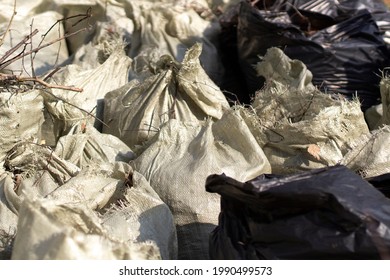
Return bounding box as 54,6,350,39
0,29,39,65
42,88,109,128
43,66,61,81
0,6,92,76
0,0,17,47
33,7,92,62
29,18,36,78
18,76,83,92
0,27,89,71
0,7,99,113
0,72,83,92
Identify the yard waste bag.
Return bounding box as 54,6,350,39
361,74,390,130
42,44,132,142
54,122,136,168
206,165,390,259
0,173,18,259
380,75,390,126
367,172,390,199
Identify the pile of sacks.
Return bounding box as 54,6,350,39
0,0,389,260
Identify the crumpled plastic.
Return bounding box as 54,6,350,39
228,0,390,110
206,165,390,260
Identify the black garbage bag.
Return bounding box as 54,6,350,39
206,165,390,259
234,0,389,110
367,173,390,199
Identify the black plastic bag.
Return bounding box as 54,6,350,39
206,165,390,259
235,1,389,110
367,173,390,199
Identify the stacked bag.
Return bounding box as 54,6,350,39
0,0,389,260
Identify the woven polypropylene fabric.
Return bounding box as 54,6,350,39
131,109,271,259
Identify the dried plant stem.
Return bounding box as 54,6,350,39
42,89,109,127
33,7,92,62
0,0,17,47
0,29,39,65
0,27,89,70
0,73,83,92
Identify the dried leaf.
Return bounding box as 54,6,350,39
307,144,321,160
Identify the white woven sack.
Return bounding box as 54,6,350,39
5,147,177,259
380,76,390,126
250,47,370,174
51,162,176,259
341,126,390,178
0,90,44,164
101,165,178,260
54,123,135,168
43,47,131,140
364,76,390,130
0,173,18,259
124,0,223,83
103,43,229,150
11,198,161,260
130,109,271,259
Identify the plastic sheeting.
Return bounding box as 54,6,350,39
206,165,390,260
367,172,390,199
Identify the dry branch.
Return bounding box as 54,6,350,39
0,73,83,92
0,29,39,65
0,7,93,93
0,0,17,47
42,88,109,128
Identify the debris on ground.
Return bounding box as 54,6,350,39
0,0,389,260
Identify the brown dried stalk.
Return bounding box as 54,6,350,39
0,7,93,93
0,0,17,47
42,88,109,128
0,29,38,66
0,73,83,92
0,26,90,71
32,7,93,62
